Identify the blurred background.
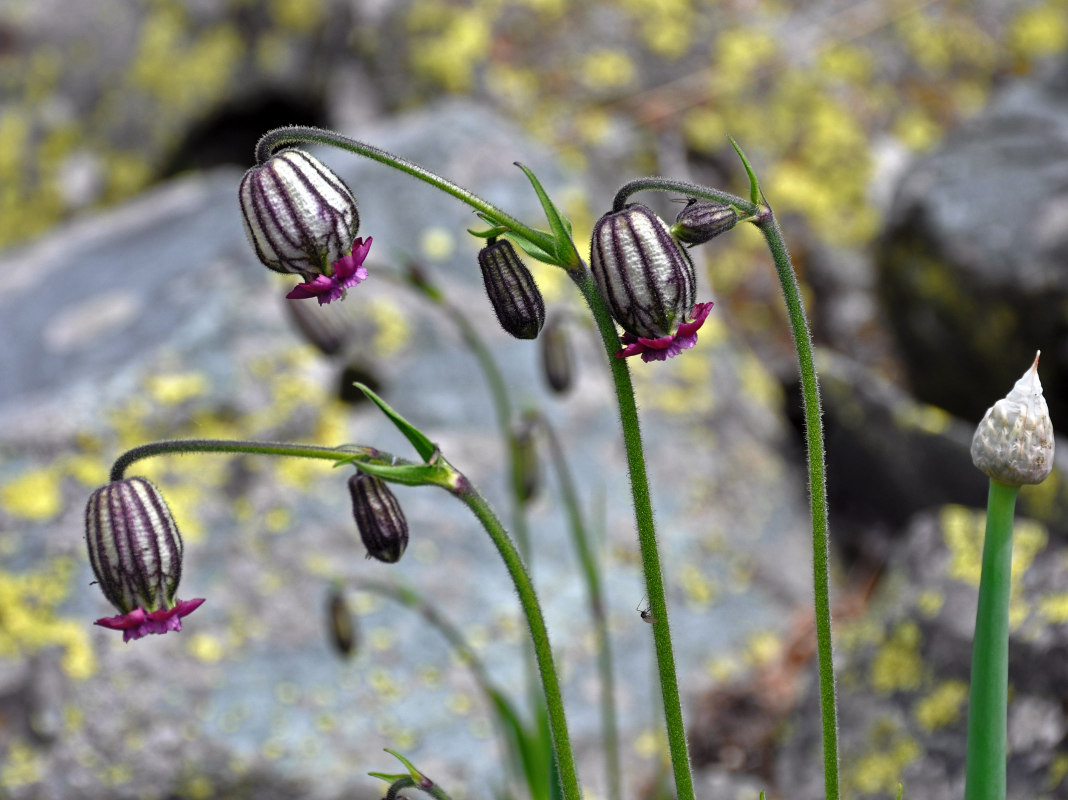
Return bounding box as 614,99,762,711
2,0,1068,798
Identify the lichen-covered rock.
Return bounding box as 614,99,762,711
776,506,1068,799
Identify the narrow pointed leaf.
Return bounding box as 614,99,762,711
468,225,511,239
354,383,437,462
514,162,579,266
728,136,762,207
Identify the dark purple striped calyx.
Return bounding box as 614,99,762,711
85,477,184,615
672,199,739,245
239,148,359,279
478,238,546,340
349,472,409,564
590,204,696,340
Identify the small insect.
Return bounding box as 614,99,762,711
636,600,656,624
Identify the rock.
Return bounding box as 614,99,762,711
876,57,1068,428
775,506,1068,799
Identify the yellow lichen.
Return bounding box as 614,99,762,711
1038,592,1068,625
145,372,210,406
869,621,923,693
848,731,922,795
188,632,225,663
913,679,968,731
0,740,42,788
1008,4,1068,60
579,49,636,91
0,467,63,521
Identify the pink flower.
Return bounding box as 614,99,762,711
95,598,206,643
616,301,714,362
287,237,372,305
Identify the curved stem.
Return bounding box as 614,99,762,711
756,212,839,800
452,479,581,800
570,269,696,800
965,479,1019,800
110,439,370,483
255,126,556,258
611,177,760,216
384,776,453,800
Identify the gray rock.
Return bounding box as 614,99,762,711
877,57,1068,427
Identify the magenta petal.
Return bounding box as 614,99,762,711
95,598,206,642
614,301,714,362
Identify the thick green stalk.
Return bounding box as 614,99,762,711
454,480,581,800
965,479,1019,800
570,270,696,800
757,213,839,800
539,415,622,800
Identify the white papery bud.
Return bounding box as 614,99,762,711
971,352,1054,486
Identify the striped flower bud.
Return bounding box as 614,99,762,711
971,352,1055,486
511,418,541,504
239,148,360,278
672,200,739,246
85,477,205,642
590,204,696,341
326,586,358,658
540,315,574,394
349,471,409,563
478,238,546,340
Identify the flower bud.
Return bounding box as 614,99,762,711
349,471,409,563
590,204,696,340
478,238,546,340
512,418,541,504
540,315,574,394
672,200,739,245
239,148,360,278
971,352,1055,486
85,477,205,642
326,586,358,658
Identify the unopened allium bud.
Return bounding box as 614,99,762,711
590,204,696,341
85,477,205,642
672,199,739,246
240,149,371,304
971,352,1054,486
540,315,574,394
349,471,409,563
326,586,358,658
478,238,546,340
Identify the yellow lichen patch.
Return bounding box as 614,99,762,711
744,630,781,668
915,589,944,618
633,727,667,759
187,632,225,663
368,667,402,701
269,0,325,32
145,372,210,406
913,679,968,731
368,297,412,359
419,226,456,261
446,691,473,715
409,7,491,93
738,350,783,413
942,504,986,586
869,621,923,693
1048,753,1068,791
1039,592,1068,625
891,401,951,436
847,728,922,796
1,740,42,788
579,49,636,91
679,562,717,609
0,562,97,680
0,467,63,521
893,107,942,152
1008,3,1068,60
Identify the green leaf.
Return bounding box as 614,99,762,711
348,461,446,487
507,234,560,266
368,772,408,783
728,136,763,207
354,383,437,462
514,162,579,266
468,225,510,239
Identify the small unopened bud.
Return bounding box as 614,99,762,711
590,204,696,340
971,352,1055,486
478,238,546,340
85,477,204,641
540,315,574,394
672,199,739,245
512,418,541,504
239,148,359,278
326,586,358,658
349,471,409,563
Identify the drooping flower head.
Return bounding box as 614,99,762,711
672,199,739,246
85,477,204,642
478,238,546,340
239,148,368,304
590,204,713,361
349,471,409,563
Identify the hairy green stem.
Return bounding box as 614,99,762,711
538,414,622,800
570,270,696,800
611,177,760,216
110,439,370,482
454,480,581,800
965,479,1019,800
255,126,556,259
757,213,839,800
